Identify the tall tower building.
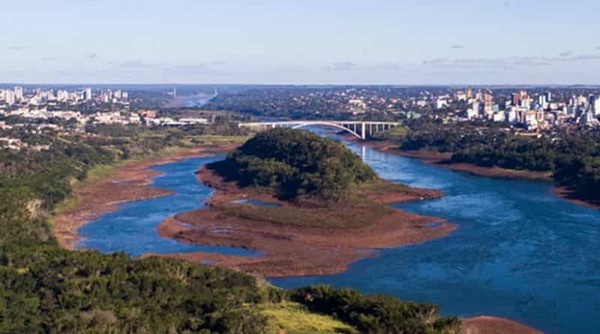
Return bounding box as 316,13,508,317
589,94,596,112
5,90,15,105
84,87,93,101
511,92,522,107
14,86,23,102
483,90,493,113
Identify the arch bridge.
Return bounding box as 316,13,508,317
238,120,402,140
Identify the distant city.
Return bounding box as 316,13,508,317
0,85,211,148
2,84,600,152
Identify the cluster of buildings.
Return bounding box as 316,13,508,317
435,88,600,130
0,86,214,151
0,86,128,107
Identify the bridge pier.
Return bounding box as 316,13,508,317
361,123,366,140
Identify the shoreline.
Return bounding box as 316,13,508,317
155,166,455,278
51,135,543,334
352,137,599,210
349,137,552,181
551,186,600,210
386,146,600,210
51,142,241,249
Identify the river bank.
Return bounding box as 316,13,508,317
54,136,544,333
155,165,455,277
351,137,600,211
351,138,552,181
383,145,600,210
52,141,241,249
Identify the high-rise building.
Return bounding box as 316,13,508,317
14,86,23,102
84,87,93,101
483,90,493,113
5,90,15,105
588,94,595,111
511,91,526,107
546,92,552,102
538,95,548,109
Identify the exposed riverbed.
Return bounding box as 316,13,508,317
74,137,600,334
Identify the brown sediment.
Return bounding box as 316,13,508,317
381,147,553,181
155,167,455,278
358,138,600,212
461,316,541,334
52,142,241,249
551,186,600,210
342,135,553,181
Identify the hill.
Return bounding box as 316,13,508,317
207,128,377,202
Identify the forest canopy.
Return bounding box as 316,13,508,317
208,128,377,201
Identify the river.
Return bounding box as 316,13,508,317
76,136,600,334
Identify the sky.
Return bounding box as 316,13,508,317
1,0,600,85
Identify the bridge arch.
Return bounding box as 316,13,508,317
289,121,362,139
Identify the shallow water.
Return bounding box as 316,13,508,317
77,155,259,257
77,138,600,333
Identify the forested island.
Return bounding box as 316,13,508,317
207,128,378,202
158,129,454,278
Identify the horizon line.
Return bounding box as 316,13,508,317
1,82,600,88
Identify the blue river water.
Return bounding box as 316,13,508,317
76,136,600,334
77,155,259,257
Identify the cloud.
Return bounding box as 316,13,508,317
571,54,600,61
41,56,60,61
326,61,359,72
559,50,573,57
423,52,600,70
6,46,26,51
87,53,98,59
450,44,466,49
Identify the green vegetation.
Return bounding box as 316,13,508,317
388,121,600,205
291,286,461,334
208,128,377,202
259,302,358,334
0,123,460,333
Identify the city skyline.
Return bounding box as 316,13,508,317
2,0,600,85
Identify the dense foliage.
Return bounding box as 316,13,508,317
0,125,272,333
209,128,377,201
392,121,600,204
291,286,460,334
0,123,461,333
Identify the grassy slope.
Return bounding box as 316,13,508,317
259,302,357,334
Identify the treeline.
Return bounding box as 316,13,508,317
291,286,460,334
0,125,271,332
0,124,461,333
393,121,600,204
208,128,377,201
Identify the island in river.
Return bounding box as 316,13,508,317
53,129,542,333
